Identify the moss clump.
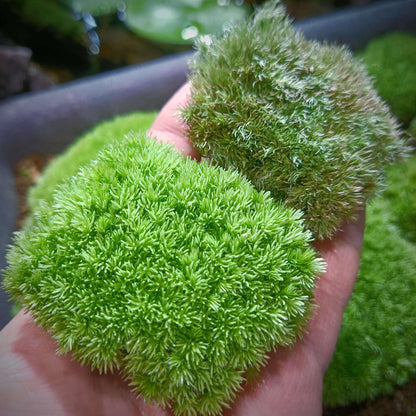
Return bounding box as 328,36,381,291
11,111,157,317
29,111,157,212
409,118,416,138
182,1,407,239
324,153,416,405
4,133,324,416
359,32,416,126
324,198,416,405
383,156,416,243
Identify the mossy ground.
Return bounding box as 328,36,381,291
383,156,416,244
359,32,416,126
323,32,416,402
323,192,416,405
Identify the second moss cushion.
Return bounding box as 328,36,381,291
183,2,407,239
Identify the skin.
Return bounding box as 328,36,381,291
0,83,365,416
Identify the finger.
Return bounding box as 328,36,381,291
0,312,171,416
148,83,200,160
223,210,366,416
306,208,366,371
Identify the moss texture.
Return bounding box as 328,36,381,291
29,111,157,213
383,156,416,243
324,196,416,405
21,111,416,410
11,112,157,317
359,32,416,126
4,133,324,416
182,1,407,239
409,118,416,138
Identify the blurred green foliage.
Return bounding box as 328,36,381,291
63,0,123,16
324,31,416,408
124,0,249,44
359,32,416,126
64,0,250,44
324,175,416,405
1,0,250,62
1,0,85,41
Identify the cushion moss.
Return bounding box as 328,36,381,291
29,111,157,213
4,133,324,416
359,32,416,126
23,111,416,409
409,118,416,138
382,156,416,244
324,196,416,405
182,0,407,239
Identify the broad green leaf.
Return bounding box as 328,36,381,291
65,0,126,16
124,0,249,44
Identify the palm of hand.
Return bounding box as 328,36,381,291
0,84,365,416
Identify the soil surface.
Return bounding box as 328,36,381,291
14,154,54,228
13,154,416,416
324,379,416,416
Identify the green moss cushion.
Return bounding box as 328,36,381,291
383,156,416,243
22,110,416,410
324,197,416,405
10,111,157,317
359,32,416,126
4,133,324,416
29,111,157,212
182,2,407,239
324,38,416,405
409,118,416,137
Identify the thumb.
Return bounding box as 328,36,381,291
148,83,199,160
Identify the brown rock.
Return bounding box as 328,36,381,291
0,45,31,99
27,62,56,91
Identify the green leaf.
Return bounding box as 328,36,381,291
65,0,125,15
124,0,249,45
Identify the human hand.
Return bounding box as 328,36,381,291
0,83,365,416
149,83,366,415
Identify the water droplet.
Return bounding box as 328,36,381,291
217,0,230,5
181,25,199,41
117,1,126,12
117,10,126,21
82,12,97,30
89,44,100,55
88,30,100,46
